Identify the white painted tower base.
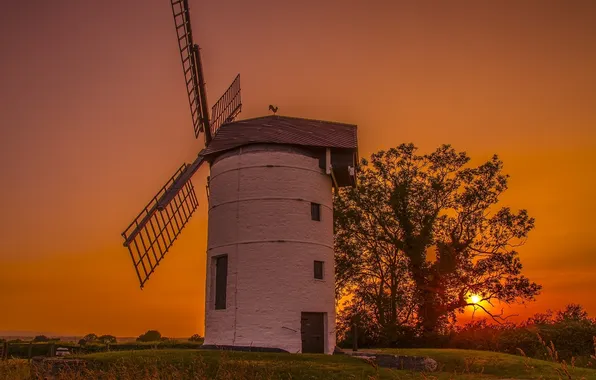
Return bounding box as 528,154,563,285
203,144,336,354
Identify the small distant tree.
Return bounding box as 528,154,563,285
33,335,49,342
137,330,161,342
189,334,203,342
78,339,87,346
556,304,591,323
83,333,98,343
98,335,117,344
524,304,593,327
524,309,555,326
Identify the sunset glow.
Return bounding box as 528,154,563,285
1,0,595,338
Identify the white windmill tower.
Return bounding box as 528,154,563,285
121,0,358,354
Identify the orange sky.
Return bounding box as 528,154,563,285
1,0,595,337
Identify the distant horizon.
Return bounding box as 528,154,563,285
0,331,190,340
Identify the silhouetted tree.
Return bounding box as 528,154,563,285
78,339,87,346
83,333,98,343
33,335,49,342
98,335,117,344
451,304,596,360
524,304,593,327
334,144,541,338
555,304,591,323
189,334,203,342
137,330,161,342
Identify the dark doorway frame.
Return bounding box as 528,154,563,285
300,312,326,353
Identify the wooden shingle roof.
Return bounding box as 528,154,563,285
202,115,358,158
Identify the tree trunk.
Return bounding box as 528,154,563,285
413,269,442,336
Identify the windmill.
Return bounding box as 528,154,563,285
121,0,359,354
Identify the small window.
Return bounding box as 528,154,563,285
215,255,228,309
314,260,324,279
311,202,321,221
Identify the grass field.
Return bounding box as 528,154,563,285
369,348,596,379
1,348,595,379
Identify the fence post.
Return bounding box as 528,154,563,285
352,322,358,352
49,342,55,357
28,341,33,361
0,341,8,360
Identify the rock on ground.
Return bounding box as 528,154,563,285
340,350,438,372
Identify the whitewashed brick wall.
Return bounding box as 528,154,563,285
203,145,336,354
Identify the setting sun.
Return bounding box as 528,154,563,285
470,295,482,304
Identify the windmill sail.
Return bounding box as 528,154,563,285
121,155,206,288
210,74,242,137
170,0,210,140
121,0,244,289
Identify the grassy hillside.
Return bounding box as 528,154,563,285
2,348,595,379
370,348,596,379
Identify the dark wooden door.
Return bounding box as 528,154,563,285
301,312,325,353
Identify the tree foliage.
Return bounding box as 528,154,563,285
451,304,596,362
189,334,203,342
32,335,49,342
137,330,162,342
83,333,98,343
334,144,541,341
98,335,117,344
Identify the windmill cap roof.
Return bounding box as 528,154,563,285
202,115,358,158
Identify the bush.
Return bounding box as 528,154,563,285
448,305,596,363
137,330,161,342
83,333,98,343
337,304,596,366
98,335,117,344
